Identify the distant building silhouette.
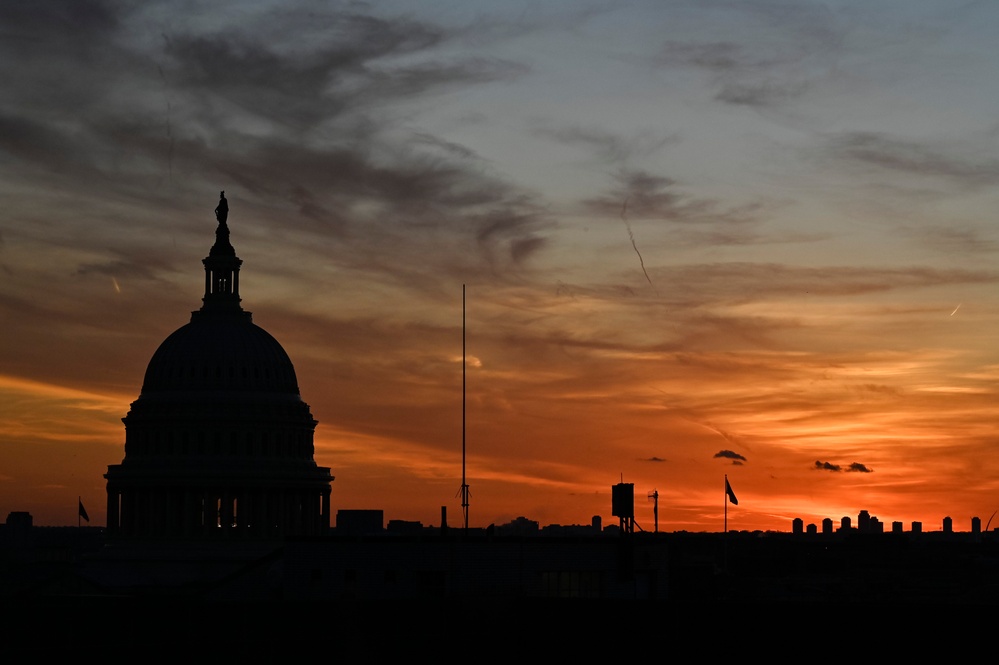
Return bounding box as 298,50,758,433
104,198,333,540
792,518,803,535
942,516,953,533
5,512,32,530
822,518,833,535
858,510,871,533
497,516,540,536
387,519,426,535
337,510,383,536
892,521,903,534
972,516,981,534
912,521,922,534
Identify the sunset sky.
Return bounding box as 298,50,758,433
2,1,998,532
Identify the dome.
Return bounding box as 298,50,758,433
105,192,333,541
140,315,300,395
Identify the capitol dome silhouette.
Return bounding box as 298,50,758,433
105,193,333,540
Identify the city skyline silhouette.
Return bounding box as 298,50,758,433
1,3,998,535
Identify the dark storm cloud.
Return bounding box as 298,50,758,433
814,460,840,471
585,170,764,225
848,462,873,473
824,132,999,188
714,450,747,462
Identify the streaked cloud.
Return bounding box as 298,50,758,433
824,132,999,189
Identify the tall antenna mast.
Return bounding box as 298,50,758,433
460,284,470,531
648,489,659,533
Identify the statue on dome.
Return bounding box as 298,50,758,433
215,190,228,225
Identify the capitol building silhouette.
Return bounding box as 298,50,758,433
104,192,333,541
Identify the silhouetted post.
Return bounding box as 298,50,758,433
459,284,470,533
648,489,659,533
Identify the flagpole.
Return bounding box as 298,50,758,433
460,284,469,533
723,476,729,573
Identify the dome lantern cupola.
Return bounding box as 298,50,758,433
197,190,246,318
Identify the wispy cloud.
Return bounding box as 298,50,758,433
814,460,874,473
532,124,675,164
584,170,766,226
823,132,999,189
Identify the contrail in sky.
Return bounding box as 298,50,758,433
620,199,655,290
951,303,961,316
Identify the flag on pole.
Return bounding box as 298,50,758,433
725,477,738,506
78,499,89,522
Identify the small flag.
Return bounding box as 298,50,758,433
78,499,89,522
725,477,738,506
